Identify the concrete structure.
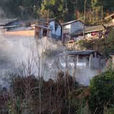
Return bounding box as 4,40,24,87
59,50,103,69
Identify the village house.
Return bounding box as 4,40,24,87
61,20,84,42
35,20,62,40
59,50,103,69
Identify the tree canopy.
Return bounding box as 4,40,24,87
0,0,113,21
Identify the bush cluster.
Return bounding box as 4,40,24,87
88,70,114,114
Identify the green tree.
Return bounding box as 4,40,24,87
41,0,67,20
0,0,42,18
0,0,113,20
90,0,103,24
40,0,91,21
88,70,114,114
100,0,114,13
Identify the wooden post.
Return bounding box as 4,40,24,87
77,55,79,63
35,26,39,39
89,54,93,68
111,55,114,70
61,26,64,44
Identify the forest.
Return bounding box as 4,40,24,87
0,0,114,22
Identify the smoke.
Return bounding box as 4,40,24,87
0,30,106,87
0,32,64,87
0,7,5,18
15,37,65,80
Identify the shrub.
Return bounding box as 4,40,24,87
88,70,114,114
78,29,114,56
11,75,39,99
9,72,80,113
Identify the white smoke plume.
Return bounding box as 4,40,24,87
0,7,5,18
0,29,106,87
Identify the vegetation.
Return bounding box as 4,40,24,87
88,70,114,114
0,0,114,22
78,28,114,56
0,72,83,114
0,70,114,113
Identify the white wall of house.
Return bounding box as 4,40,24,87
63,21,84,34
49,21,62,39
70,21,84,34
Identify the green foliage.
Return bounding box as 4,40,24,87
78,39,93,50
0,0,114,21
104,29,114,56
41,0,68,20
88,70,114,114
77,29,114,56
101,0,114,12
8,97,22,114
105,107,114,114
68,87,91,114
0,0,42,18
